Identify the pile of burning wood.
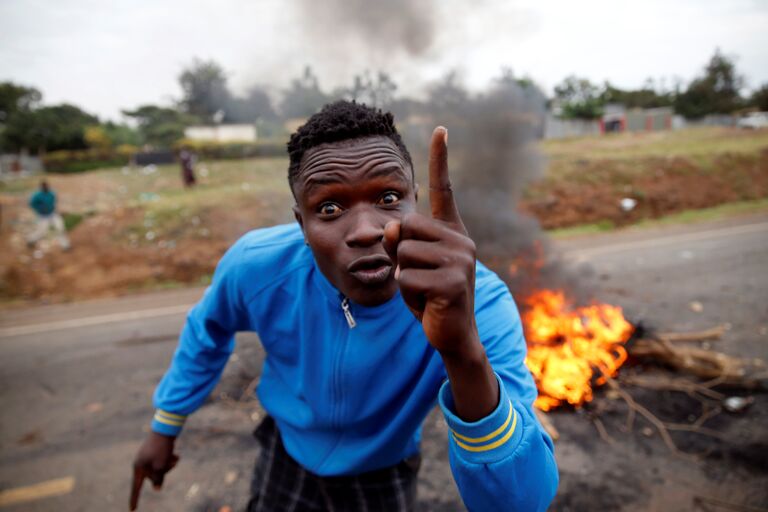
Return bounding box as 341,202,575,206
520,289,767,451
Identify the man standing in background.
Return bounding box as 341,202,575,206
27,180,70,250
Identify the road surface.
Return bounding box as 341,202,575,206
1,213,767,511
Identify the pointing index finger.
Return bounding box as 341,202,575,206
129,466,145,511
428,126,463,228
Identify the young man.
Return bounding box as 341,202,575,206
27,180,70,250
130,101,558,511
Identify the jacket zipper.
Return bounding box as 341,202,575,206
341,297,356,328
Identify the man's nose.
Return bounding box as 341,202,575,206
345,209,384,248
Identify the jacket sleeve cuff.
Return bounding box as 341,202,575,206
150,409,187,437
439,373,524,464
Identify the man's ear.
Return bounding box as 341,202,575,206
292,205,304,232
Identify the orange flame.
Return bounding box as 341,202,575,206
522,290,634,411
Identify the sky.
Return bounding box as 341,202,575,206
1,0,766,121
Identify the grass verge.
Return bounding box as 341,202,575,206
548,198,768,238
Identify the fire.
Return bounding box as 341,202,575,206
522,290,634,411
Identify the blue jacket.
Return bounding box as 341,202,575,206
29,190,56,216
152,223,558,511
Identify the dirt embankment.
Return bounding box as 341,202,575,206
0,196,287,303
522,149,768,229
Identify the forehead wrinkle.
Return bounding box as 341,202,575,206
299,148,409,187
301,145,406,173
299,136,408,174
300,159,410,200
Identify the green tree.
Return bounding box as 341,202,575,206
123,105,196,148
102,121,142,146
675,49,744,119
748,84,768,111
335,71,398,109
2,104,98,152
601,79,673,109
553,76,603,119
178,59,231,123
0,82,42,123
280,66,330,119
226,85,277,123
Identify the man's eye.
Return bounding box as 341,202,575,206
378,192,401,206
318,203,342,216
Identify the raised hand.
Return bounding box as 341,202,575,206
129,432,179,510
384,126,498,421
384,126,477,354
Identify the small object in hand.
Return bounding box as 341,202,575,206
723,396,753,413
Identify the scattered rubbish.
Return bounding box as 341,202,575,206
641,427,654,437
723,396,753,413
241,182,251,191
33,250,44,259
17,430,43,446
760,326,767,336
85,402,103,413
199,166,209,178
219,507,232,512
145,231,156,241
141,164,157,175
199,228,210,237
620,198,637,212
224,471,238,485
138,192,159,203
689,301,703,313
191,216,201,226
121,167,130,175
679,250,694,260
185,483,199,500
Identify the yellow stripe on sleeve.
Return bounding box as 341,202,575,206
156,410,187,420
452,409,518,453
154,414,184,427
451,402,513,444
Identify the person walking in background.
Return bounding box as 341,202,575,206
27,180,70,250
179,148,197,187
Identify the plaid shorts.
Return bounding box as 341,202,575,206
247,417,421,512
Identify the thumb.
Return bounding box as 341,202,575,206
383,220,401,274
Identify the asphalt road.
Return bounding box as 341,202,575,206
1,213,766,511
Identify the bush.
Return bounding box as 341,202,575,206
43,149,130,173
174,139,286,160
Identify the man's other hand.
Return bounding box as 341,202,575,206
130,432,179,510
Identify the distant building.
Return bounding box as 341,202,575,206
184,124,258,142
600,105,673,133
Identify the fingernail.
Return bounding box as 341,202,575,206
443,128,448,145
394,265,400,280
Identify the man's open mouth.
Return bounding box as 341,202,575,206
347,255,393,285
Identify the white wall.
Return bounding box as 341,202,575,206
184,124,257,142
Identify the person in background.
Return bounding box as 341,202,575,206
179,147,197,187
27,180,70,250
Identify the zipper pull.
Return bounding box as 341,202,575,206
341,297,357,329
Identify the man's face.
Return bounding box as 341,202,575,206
293,135,417,307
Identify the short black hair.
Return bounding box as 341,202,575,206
287,100,412,192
